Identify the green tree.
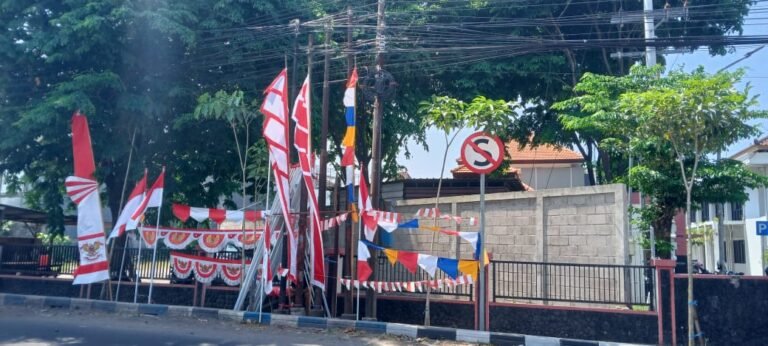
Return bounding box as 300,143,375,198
619,67,766,344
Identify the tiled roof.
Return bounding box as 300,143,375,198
451,140,583,178
504,140,583,164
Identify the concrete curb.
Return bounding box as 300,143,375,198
0,293,648,346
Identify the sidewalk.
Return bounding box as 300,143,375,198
0,293,648,346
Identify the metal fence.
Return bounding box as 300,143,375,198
491,260,655,309
373,255,474,299
2,244,654,308
0,244,244,282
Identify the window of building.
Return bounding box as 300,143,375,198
701,203,710,221
734,240,746,264
730,203,744,221
689,209,697,223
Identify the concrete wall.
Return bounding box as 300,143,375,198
391,184,628,265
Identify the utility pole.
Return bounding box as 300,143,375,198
643,0,657,66
343,6,355,317
367,0,386,320
319,18,333,314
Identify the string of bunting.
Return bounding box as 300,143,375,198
170,252,289,286
140,226,267,253
170,252,251,286
321,212,349,231
414,207,477,226
359,240,481,281
339,274,474,293
172,203,267,224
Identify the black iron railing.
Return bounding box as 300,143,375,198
373,255,474,299
491,260,655,309
0,244,244,282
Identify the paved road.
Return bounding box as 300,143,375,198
0,305,462,346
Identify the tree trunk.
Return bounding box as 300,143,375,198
651,204,676,259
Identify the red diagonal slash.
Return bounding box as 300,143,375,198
467,138,502,168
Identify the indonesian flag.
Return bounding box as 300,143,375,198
129,168,165,228
109,171,147,239
357,240,372,281
291,76,325,289
65,112,110,285
358,169,377,241
261,68,298,282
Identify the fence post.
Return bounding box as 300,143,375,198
652,259,676,346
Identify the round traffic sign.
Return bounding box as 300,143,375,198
460,132,505,175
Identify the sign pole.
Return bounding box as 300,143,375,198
478,173,487,331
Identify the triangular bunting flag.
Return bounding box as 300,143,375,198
397,251,419,273
383,249,398,266
437,257,459,279
458,260,479,281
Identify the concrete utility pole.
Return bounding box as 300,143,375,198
367,0,386,319
319,18,333,314
643,0,657,66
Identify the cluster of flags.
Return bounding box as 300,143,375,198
109,168,165,240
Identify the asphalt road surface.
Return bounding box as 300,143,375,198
0,305,466,346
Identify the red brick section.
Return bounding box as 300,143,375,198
652,259,677,346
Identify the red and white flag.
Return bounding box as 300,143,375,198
109,171,147,239
261,68,298,282
128,168,165,241
65,112,110,285
358,170,377,241
291,76,325,289
357,240,372,281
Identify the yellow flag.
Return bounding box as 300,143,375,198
350,203,359,223
383,249,398,266
458,260,478,281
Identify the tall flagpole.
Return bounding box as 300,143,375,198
259,156,272,324
113,129,138,301
147,198,164,304
355,191,362,320
147,166,166,304
133,222,144,303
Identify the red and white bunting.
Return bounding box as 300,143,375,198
140,226,266,252
338,274,473,293
415,208,440,218
171,252,250,286
321,212,349,231
439,214,478,226
172,203,266,224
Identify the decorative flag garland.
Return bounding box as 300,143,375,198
140,226,267,253
339,274,473,293
359,240,480,280
322,212,349,231
413,208,477,226
172,204,266,224
170,252,251,286
65,112,110,285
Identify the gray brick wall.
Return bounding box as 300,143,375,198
392,184,628,265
